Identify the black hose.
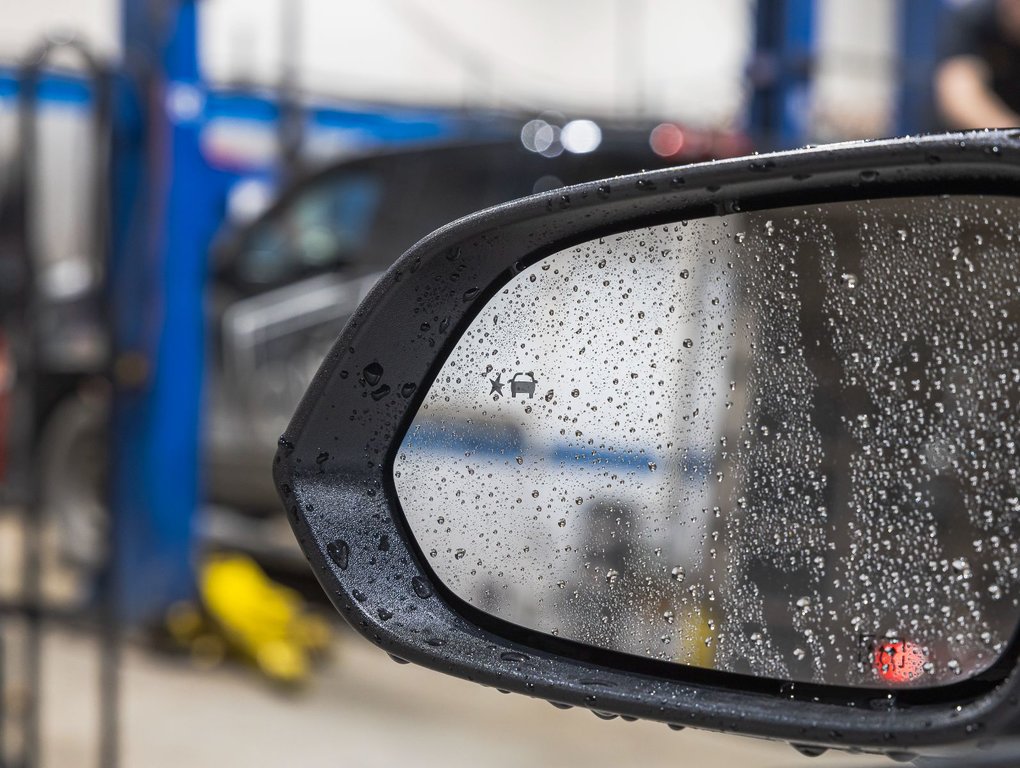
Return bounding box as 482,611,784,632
13,34,117,768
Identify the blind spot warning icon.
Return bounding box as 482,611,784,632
510,372,537,398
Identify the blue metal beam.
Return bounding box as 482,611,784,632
749,0,817,150
895,0,948,135
110,0,210,623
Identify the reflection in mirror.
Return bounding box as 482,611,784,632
394,196,1020,689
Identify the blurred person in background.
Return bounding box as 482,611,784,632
935,0,1020,129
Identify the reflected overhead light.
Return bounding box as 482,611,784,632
538,124,563,158
522,118,566,156
650,123,686,157
521,119,552,153
561,119,602,154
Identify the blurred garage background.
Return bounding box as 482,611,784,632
0,0,974,765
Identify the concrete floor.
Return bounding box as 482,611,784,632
0,513,891,767
16,625,894,768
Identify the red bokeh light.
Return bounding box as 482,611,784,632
650,123,686,157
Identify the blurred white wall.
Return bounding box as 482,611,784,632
0,0,119,62
0,0,904,142
813,0,897,139
200,0,754,125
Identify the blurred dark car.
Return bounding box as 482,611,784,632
42,126,750,566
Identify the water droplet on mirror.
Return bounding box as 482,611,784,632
327,540,350,570
670,566,685,582
840,273,858,290
411,576,433,599
794,648,806,661
663,610,675,624
454,549,466,560
682,338,693,349
605,569,619,585
362,362,384,385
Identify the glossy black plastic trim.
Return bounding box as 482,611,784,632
275,130,1020,759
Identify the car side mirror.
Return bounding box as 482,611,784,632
274,131,1020,762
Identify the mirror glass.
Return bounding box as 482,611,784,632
394,195,1020,689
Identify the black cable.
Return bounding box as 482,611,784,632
15,34,118,768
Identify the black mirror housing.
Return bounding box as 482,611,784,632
274,130,1020,761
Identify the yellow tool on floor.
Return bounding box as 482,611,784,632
165,553,331,685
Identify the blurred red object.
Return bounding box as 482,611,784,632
649,123,752,162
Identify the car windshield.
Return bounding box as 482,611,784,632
230,142,681,287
